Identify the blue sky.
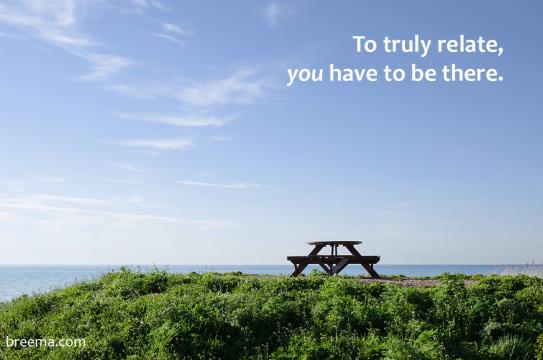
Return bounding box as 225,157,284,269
0,0,541,264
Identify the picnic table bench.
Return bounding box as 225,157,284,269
287,241,380,278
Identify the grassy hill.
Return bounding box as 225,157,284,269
0,270,542,359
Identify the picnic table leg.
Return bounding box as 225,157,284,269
345,244,381,278
345,244,362,257
318,263,332,275
290,244,326,276
309,244,325,256
291,263,308,276
361,263,380,278
331,257,350,275
290,245,324,277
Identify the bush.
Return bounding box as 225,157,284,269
0,271,541,359
536,333,543,360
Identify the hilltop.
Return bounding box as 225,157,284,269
1,270,542,359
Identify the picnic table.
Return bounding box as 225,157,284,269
287,241,380,278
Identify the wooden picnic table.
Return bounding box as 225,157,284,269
287,241,380,278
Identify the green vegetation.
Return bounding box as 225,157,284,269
0,270,542,359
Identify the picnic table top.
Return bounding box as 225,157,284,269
307,240,362,246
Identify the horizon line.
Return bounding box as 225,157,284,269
0,263,541,267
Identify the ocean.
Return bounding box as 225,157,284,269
1,264,541,302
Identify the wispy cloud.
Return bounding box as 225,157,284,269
115,112,231,127
0,193,112,208
151,21,193,45
176,180,277,191
150,32,184,45
106,67,268,110
211,136,232,142
263,2,294,29
0,1,131,80
113,138,194,151
106,178,142,185
28,194,112,206
0,1,90,47
129,0,167,11
110,162,153,173
0,193,238,228
34,176,65,183
5,202,237,228
103,84,159,99
162,22,192,36
76,52,133,81
178,68,266,107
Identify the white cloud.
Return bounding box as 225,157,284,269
5,202,236,227
34,176,65,183
177,68,266,107
162,22,191,36
115,112,231,127
176,180,277,191
0,193,238,228
150,32,184,45
211,136,232,142
29,193,112,206
76,52,133,81
113,138,194,151
0,1,131,80
263,2,294,29
37,29,93,47
106,178,142,185
151,22,193,45
106,68,268,110
25,0,76,26
110,162,153,173
104,81,178,99
130,0,167,11
0,1,91,47
104,84,158,99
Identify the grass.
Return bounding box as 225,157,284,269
0,269,542,359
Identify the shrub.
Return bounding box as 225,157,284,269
0,270,541,359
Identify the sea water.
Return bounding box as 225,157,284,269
1,264,541,302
